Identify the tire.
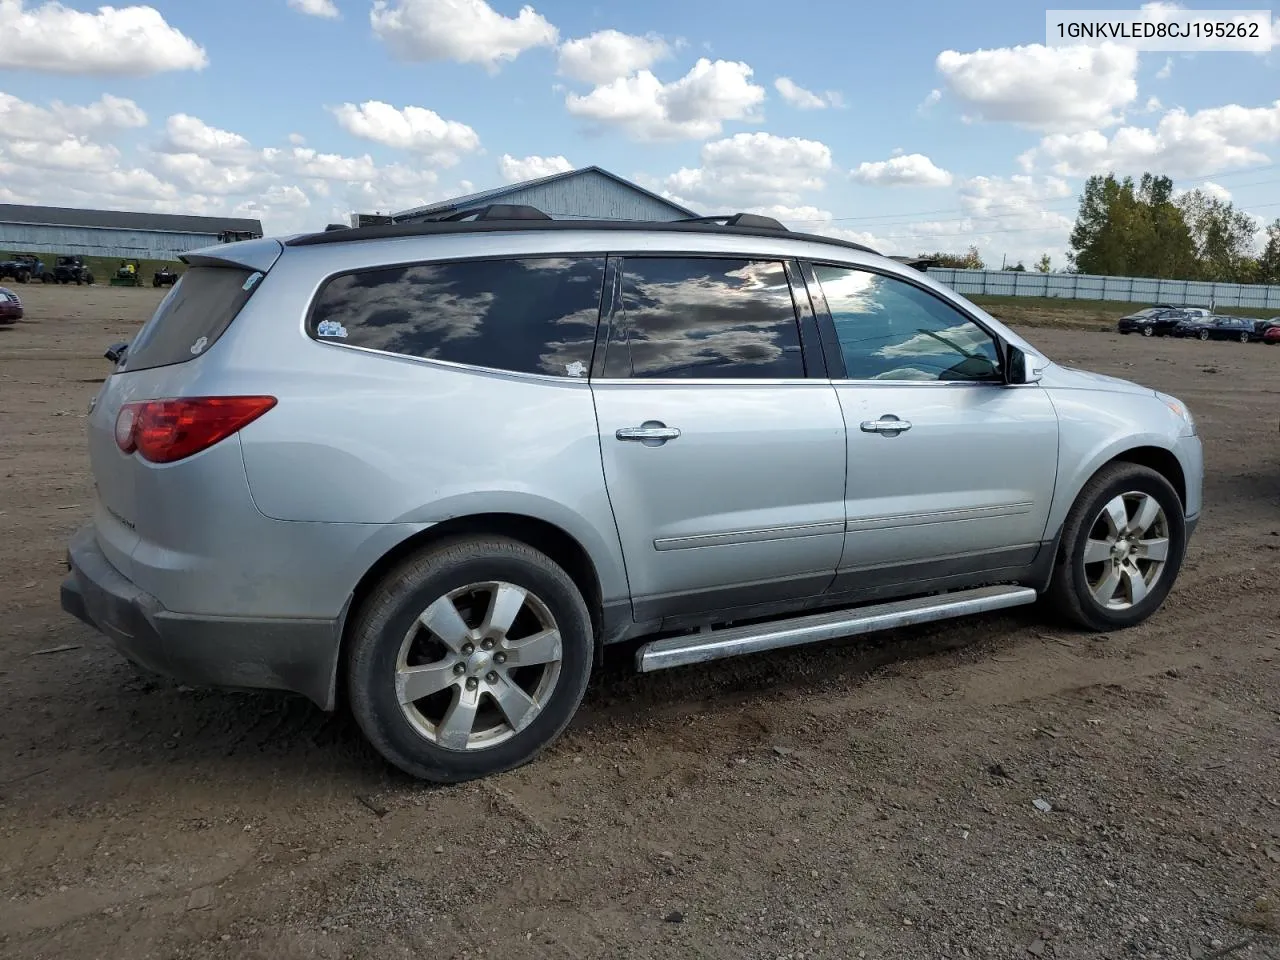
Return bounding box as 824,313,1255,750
347,536,594,783
85,274,94,285
1045,462,1186,632
1198,329,1209,341
1141,326,1154,337
16,270,29,284
1239,331,1249,343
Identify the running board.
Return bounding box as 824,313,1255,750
635,584,1038,672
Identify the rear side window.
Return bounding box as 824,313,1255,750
308,257,606,378
608,257,805,379
122,266,261,372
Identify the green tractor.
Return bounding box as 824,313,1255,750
109,259,143,287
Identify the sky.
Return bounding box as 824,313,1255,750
0,0,1278,267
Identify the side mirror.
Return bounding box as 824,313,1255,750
1004,345,1043,385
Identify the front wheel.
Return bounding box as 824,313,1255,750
16,271,29,283
1239,331,1249,343
1141,326,1154,337
1046,462,1186,631
347,536,594,783
1198,329,1210,341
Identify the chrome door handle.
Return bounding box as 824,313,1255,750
860,416,912,435
616,423,681,443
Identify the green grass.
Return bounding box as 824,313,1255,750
3,252,184,286
967,295,1274,332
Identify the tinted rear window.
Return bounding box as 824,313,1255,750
308,257,606,378
122,266,261,372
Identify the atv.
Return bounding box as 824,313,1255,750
53,256,95,285
152,266,179,288
0,253,49,284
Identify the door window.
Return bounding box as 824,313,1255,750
811,265,1002,382
609,257,805,379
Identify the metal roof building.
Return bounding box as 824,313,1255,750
386,166,698,224
0,204,263,261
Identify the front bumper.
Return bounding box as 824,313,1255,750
60,524,343,709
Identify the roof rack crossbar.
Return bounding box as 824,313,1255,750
434,203,553,223
677,213,789,231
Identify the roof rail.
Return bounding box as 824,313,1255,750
323,223,349,232
677,213,789,231
433,203,552,222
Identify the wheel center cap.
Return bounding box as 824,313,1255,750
468,651,491,674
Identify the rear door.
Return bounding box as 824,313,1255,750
590,255,846,622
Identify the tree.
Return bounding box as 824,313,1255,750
1068,172,1197,278
1035,254,1052,273
1177,189,1259,283
1256,218,1280,284
1003,261,1027,271
918,245,984,269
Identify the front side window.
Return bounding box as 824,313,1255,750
611,257,805,379
308,256,606,378
812,265,1002,382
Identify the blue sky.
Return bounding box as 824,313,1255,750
0,0,1277,265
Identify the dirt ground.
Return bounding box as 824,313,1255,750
2,284,1278,960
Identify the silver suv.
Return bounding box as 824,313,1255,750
61,206,1203,782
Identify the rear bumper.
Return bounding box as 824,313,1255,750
60,524,342,709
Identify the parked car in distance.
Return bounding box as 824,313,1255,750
61,205,1205,783
1173,315,1256,342
1262,323,1280,345
0,285,21,322
53,256,95,285
152,266,179,288
1117,306,1187,337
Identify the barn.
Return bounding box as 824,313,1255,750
0,204,263,261
386,166,698,224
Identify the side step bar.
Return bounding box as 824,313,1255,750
635,584,1038,672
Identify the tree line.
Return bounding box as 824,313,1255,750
918,172,1280,284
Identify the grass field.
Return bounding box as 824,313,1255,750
968,295,1275,331
1,252,183,287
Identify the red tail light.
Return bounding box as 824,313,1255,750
115,396,277,463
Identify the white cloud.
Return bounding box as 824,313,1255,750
660,131,833,207
0,0,208,75
851,153,953,187
918,88,943,115
774,77,841,110
1143,96,1162,113
0,91,147,142
557,29,668,84
936,42,1138,132
288,0,339,16
7,136,119,171
1019,100,1280,178
1179,181,1232,203
329,100,480,164
498,154,573,182
370,0,558,71
565,57,765,141
162,113,254,161
1155,56,1173,79
288,132,307,145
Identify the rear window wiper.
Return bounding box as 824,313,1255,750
104,341,129,364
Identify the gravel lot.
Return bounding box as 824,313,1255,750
2,284,1278,960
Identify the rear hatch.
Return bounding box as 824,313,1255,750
86,243,280,578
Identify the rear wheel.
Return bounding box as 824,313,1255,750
16,270,29,283
1046,463,1185,631
347,536,594,783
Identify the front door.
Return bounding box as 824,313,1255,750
802,262,1060,591
591,255,847,622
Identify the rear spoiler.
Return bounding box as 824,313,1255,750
181,237,283,275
